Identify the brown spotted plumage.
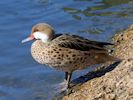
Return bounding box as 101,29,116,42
22,23,117,90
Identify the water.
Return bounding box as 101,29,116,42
0,0,133,99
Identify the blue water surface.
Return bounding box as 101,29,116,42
0,0,133,100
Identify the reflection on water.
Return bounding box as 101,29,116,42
63,0,132,17
102,0,131,6
0,0,133,100
62,0,133,35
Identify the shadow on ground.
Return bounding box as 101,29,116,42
52,61,121,100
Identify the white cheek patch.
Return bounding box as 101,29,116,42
33,32,49,42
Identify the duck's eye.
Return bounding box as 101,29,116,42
33,29,39,32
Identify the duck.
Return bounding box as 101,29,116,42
22,23,117,91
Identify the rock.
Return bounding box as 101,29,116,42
62,25,133,100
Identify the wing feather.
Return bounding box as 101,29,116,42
53,34,113,51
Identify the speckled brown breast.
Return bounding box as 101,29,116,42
31,40,114,72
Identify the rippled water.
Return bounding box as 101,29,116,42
0,0,133,100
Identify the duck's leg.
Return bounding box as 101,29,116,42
65,72,72,89
53,72,72,97
65,72,68,80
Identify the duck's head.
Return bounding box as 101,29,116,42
22,23,55,43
